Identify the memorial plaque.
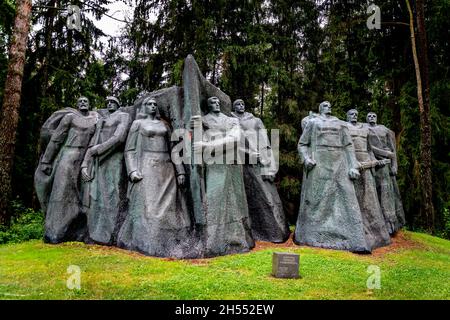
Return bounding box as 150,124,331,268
272,252,300,279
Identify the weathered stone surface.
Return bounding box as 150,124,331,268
366,112,405,234
195,97,255,257
35,97,98,243
117,97,200,258
294,101,370,252
81,97,130,245
231,99,289,243
346,109,391,250
129,56,253,258
182,55,232,229
35,56,407,259
272,252,300,279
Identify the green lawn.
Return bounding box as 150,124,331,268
0,231,449,300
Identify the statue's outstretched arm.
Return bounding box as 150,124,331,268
298,121,313,164
341,125,360,179
95,113,131,158
124,121,140,177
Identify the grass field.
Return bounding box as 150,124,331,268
0,230,449,300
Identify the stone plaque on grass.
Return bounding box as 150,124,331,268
272,252,300,279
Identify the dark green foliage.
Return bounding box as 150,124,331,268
0,0,15,107
438,207,450,239
0,201,44,244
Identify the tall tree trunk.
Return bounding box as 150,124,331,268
416,0,434,231
0,0,33,225
405,0,434,232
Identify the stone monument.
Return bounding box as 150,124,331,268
294,101,370,252
231,99,289,243
191,97,255,257
366,112,405,234
34,56,258,258
81,96,130,245
34,56,405,258
35,96,98,243
346,109,391,250
116,97,199,258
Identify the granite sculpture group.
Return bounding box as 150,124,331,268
34,56,405,258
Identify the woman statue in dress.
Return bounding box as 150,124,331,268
117,97,198,258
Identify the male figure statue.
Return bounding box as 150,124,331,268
81,96,130,245
231,99,289,243
37,96,98,243
191,96,254,257
294,101,370,252
366,112,405,234
346,109,391,250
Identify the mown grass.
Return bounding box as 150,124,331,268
0,231,449,300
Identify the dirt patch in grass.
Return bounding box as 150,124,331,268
63,230,424,262
254,233,299,251
253,230,426,257
371,231,426,257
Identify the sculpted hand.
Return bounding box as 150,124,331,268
177,174,185,186
41,164,52,176
262,174,275,183
304,158,316,171
130,171,143,183
89,146,99,157
81,167,93,182
349,168,360,180
253,152,261,164
391,167,398,176
192,141,204,153
376,160,386,168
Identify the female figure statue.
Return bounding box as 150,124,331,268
117,97,197,258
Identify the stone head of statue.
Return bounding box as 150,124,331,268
347,109,358,124
208,96,221,113
319,101,332,116
106,96,120,113
77,96,90,112
142,97,160,118
367,112,377,125
233,99,245,114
